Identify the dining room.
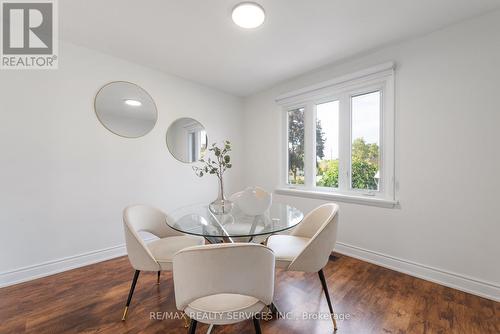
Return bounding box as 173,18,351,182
0,1,499,333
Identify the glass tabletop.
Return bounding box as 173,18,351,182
167,202,304,240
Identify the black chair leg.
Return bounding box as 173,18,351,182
269,302,280,317
187,319,198,334
157,271,161,285
318,269,338,331
253,317,262,334
122,270,140,321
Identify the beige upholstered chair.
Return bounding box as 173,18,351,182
173,243,275,333
231,186,272,216
230,187,272,243
122,205,204,320
267,203,340,331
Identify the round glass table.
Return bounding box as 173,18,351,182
167,202,304,243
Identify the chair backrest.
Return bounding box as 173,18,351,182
173,243,275,311
230,187,272,214
123,205,183,271
230,186,270,200
288,203,339,273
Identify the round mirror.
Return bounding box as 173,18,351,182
166,118,208,163
94,81,157,138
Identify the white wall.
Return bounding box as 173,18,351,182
1,10,499,302
0,42,244,285
242,11,500,300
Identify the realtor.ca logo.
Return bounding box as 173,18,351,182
1,0,58,69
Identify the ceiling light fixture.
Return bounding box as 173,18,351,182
124,99,142,107
232,2,265,29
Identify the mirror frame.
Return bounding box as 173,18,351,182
94,81,158,138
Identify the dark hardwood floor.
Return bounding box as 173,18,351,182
0,254,498,334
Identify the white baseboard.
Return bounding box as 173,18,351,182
334,242,500,302
0,236,160,289
0,244,128,288
2,239,499,303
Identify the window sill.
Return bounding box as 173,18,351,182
275,187,399,208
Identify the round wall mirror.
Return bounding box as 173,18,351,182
94,81,157,138
166,118,208,163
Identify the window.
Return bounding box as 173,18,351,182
351,91,380,191
316,100,339,188
279,63,395,205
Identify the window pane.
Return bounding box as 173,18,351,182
316,101,339,188
351,91,381,190
288,108,305,184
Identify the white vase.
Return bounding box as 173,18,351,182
233,186,272,215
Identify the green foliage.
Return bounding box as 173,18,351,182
351,160,378,190
316,120,325,160
193,140,232,180
352,138,379,164
351,137,379,190
317,160,339,187
316,137,380,190
288,111,305,183
288,111,326,183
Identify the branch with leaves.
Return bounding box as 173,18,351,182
192,140,232,180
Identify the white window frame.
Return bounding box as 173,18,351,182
276,62,397,208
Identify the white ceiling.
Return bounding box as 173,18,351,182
60,0,500,96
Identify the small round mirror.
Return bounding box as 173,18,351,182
166,118,208,163
94,81,157,138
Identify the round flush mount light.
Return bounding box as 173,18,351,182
124,99,142,107
232,2,265,29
